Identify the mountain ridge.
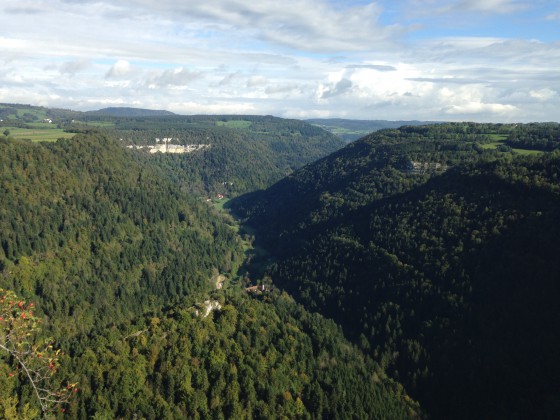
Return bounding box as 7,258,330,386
229,122,560,418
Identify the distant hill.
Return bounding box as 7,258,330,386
306,118,442,142
88,107,176,117
110,114,345,196
2,103,346,197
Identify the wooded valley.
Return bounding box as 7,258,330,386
1,105,559,418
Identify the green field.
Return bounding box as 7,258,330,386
71,120,116,128
510,148,544,155
212,197,231,211
326,127,370,137
216,120,252,129
0,105,48,121
480,133,544,155
4,127,75,142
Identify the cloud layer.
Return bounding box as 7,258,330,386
0,0,558,121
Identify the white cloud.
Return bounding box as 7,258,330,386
247,76,268,88
530,88,557,100
167,101,257,115
146,68,202,88
123,0,401,53
319,78,353,99
453,0,528,13
546,12,560,22
444,101,517,115
106,60,133,78
58,59,91,76
0,0,557,122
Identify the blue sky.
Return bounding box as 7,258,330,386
0,0,559,121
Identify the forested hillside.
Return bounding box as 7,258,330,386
0,104,345,196
0,130,417,418
3,113,559,418
87,107,176,117
229,123,560,419
110,115,344,196
0,132,243,337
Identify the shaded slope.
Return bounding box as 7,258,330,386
229,124,560,418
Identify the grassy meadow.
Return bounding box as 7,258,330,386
3,127,75,142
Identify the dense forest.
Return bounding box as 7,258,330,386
229,123,560,419
0,132,243,336
0,127,416,418
0,104,345,197
110,115,344,196
2,113,560,418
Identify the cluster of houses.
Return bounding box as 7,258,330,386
245,284,267,293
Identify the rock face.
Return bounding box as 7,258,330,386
194,300,222,317
126,144,210,154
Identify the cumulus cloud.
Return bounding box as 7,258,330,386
530,88,557,100
444,101,517,115
146,68,202,88
320,78,353,99
59,59,91,76
0,0,558,121
247,76,268,88
106,60,133,78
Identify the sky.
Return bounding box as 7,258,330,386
0,0,559,122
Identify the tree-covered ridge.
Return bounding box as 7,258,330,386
0,133,244,339
52,289,419,419
2,105,345,196
0,130,418,418
229,123,560,419
229,123,500,247
87,107,176,117
305,118,442,142
504,122,560,151
109,115,345,196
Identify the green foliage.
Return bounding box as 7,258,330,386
0,127,417,418
0,289,76,416
113,114,344,196
504,122,560,151
0,132,244,338
230,123,560,419
59,290,419,419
